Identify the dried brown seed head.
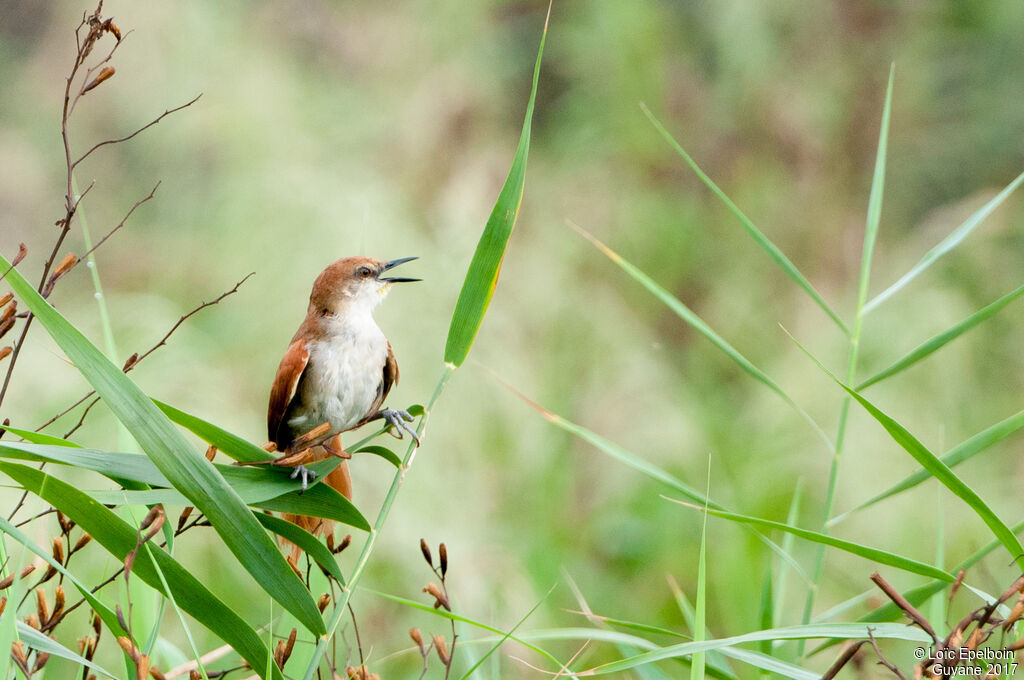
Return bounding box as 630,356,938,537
420,538,433,567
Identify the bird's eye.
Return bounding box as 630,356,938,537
358,267,372,278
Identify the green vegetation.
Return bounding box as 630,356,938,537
1,1,1023,678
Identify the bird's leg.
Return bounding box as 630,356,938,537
290,464,317,493
370,408,420,445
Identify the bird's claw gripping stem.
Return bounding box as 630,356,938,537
289,465,317,493
381,408,420,445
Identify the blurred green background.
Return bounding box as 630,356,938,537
2,0,1023,676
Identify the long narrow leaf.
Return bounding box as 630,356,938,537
0,252,324,635
665,498,953,582
0,462,284,680
155,399,270,463
582,623,930,675
788,331,1024,562
442,5,548,367
837,409,1024,521
865,168,1024,313
640,105,847,336
18,623,116,679
570,223,833,450
254,513,345,584
856,64,894,318
857,283,1024,389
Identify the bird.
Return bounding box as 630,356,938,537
264,255,420,547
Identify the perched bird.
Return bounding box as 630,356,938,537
266,256,420,544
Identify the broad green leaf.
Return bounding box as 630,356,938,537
640,104,847,337
837,409,1024,521
857,283,1024,390
570,223,832,450
18,622,117,679
442,6,548,367
155,399,270,463
0,251,324,635
254,512,345,584
666,499,954,582
0,462,284,680
865,168,1024,313
583,623,930,675
0,441,368,530
355,445,402,468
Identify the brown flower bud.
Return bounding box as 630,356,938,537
36,588,49,624
423,582,451,611
317,592,331,613
190,672,201,680
25,613,40,630
0,597,6,617
33,650,51,672
0,300,14,324
20,564,36,579
93,611,102,636
52,536,66,565
433,634,450,665
43,253,78,296
149,668,168,680
57,510,74,534
204,445,217,462
13,244,27,266
0,318,13,340
118,636,139,660
0,346,11,362
82,66,115,94
409,627,425,653
439,542,448,577
420,538,433,567
136,654,150,680
177,506,194,532
11,641,27,665
122,352,140,371
0,292,12,308
73,533,93,553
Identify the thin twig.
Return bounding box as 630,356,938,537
79,182,160,262
866,628,908,680
72,95,202,170
871,572,939,643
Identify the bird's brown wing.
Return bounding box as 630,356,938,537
267,338,309,448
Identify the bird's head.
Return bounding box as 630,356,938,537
308,256,420,316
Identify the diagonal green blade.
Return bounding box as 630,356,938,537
443,5,548,368
865,168,1024,313
640,104,848,336
0,251,323,635
857,283,1024,390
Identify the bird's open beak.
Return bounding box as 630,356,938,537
378,256,421,283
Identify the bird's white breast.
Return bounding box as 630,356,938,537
288,311,387,435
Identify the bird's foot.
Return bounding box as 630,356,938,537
381,408,420,445
289,465,317,493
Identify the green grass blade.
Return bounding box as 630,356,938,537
691,466,710,680
639,105,847,336
789,331,1024,563
18,623,117,679
254,512,345,584
836,409,1024,522
570,223,833,450
856,63,894,317
0,251,324,635
0,425,80,446
665,497,954,582
443,7,548,368
857,283,1024,390
865,168,1024,314
154,399,271,463
366,588,577,676
583,623,930,675
774,480,802,628
459,586,553,680
354,445,402,468
0,461,285,680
